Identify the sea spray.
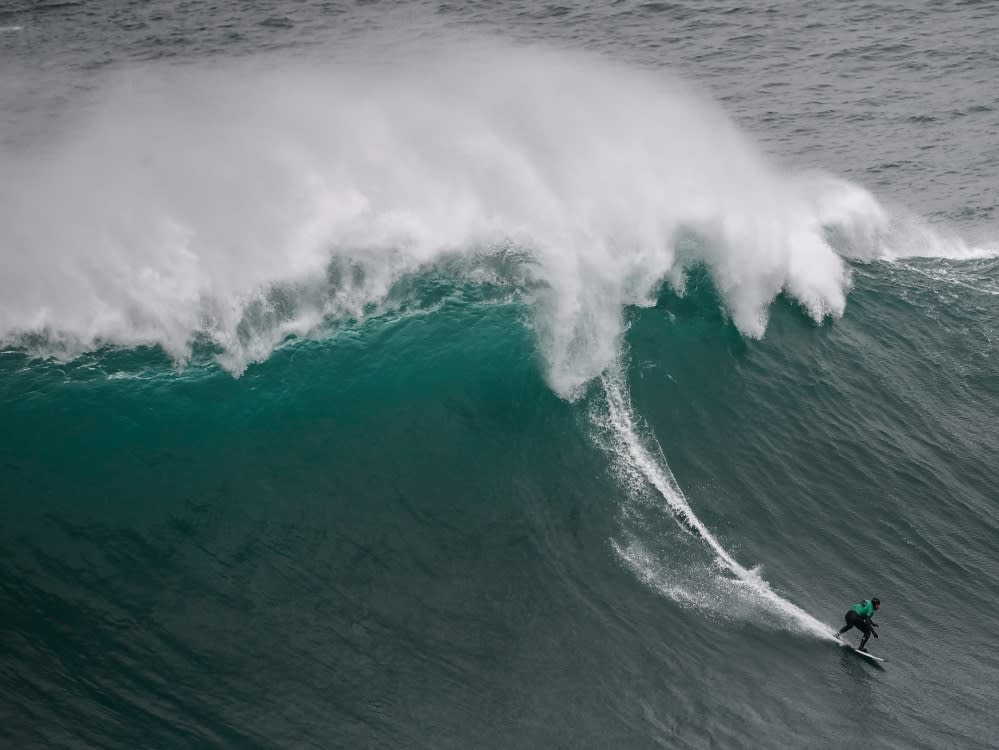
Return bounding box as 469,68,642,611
0,39,890,395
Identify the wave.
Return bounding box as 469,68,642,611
0,37,916,397
2,36,991,399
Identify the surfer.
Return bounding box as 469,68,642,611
837,597,880,651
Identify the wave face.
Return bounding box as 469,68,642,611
2,2,999,749
3,258,998,749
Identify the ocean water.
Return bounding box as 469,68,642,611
1,1,997,748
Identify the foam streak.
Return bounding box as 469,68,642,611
595,363,834,640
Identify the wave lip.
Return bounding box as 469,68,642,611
0,38,970,394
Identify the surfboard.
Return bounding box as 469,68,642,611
833,634,885,662
847,646,884,662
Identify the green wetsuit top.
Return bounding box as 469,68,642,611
851,600,876,619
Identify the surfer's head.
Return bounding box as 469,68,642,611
871,597,880,609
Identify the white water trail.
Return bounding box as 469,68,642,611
595,363,836,641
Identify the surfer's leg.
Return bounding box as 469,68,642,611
857,620,872,650
838,611,856,635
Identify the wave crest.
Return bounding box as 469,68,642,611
0,39,939,394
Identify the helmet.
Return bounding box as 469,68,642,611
871,597,881,607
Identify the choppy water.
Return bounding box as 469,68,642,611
2,2,997,748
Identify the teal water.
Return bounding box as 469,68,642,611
2,2,998,748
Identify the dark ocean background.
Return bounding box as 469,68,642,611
2,2,998,748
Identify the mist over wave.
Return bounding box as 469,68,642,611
0,37,976,396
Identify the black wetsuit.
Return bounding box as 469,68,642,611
838,610,876,650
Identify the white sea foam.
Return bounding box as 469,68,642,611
870,207,999,261
0,38,965,392
592,364,835,640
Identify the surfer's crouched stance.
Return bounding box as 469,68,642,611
837,597,880,651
